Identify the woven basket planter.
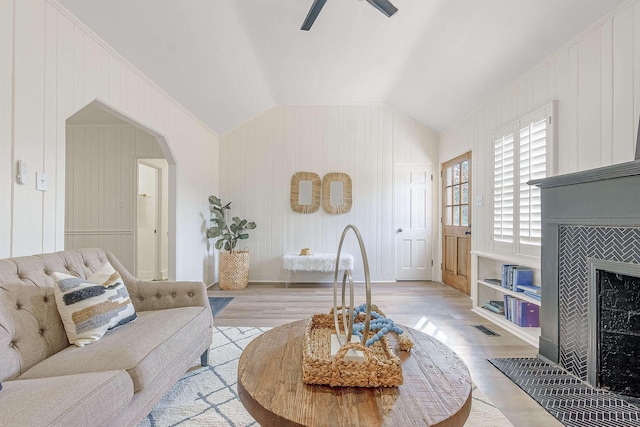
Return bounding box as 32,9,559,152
219,251,249,290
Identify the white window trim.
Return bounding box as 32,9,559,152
491,101,557,257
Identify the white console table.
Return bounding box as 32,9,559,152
282,253,354,287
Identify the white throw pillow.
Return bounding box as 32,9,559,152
52,262,136,347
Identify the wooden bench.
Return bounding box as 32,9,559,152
282,253,354,287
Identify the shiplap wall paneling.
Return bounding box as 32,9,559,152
13,0,46,257
43,3,58,254
220,104,438,283
381,107,395,279
475,110,489,254
578,27,604,171
54,5,75,256
0,0,14,258
439,0,640,255
254,108,280,280
636,3,640,138
599,20,614,167
612,5,637,164
363,106,383,275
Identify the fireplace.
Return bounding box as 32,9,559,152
531,159,640,394
588,259,640,396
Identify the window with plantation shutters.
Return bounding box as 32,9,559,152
493,132,515,243
519,115,547,246
492,102,556,255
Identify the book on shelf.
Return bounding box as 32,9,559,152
484,278,502,286
523,291,541,301
504,294,510,320
512,267,533,291
516,284,541,301
500,264,535,291
516,284,541,294
502,296,540,327
517,302,539,327
481,300,505,314
489,300,505,311
501,264,517,289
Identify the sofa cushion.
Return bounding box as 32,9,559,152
0,370,133,426
18,306,208,393
52,262,137,347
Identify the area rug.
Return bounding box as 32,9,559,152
139,327,513,426
489,357,640,426
208,297,234,317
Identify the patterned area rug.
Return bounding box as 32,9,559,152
489,357,640,426
139,327,513,426
208,297,234,317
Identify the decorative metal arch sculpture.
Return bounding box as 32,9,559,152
333,224,371,346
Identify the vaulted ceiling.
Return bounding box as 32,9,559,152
59,0,626,136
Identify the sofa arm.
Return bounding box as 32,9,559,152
125,280,210,315
103,250,212,324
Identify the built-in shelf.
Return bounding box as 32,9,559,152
471,250,542,348
472,307,541,347
477,279,541,306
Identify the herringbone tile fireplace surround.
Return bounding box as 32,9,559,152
558,226,640,381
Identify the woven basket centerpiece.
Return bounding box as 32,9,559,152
301,225,404,388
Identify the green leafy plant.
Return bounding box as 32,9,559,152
206,195,256,252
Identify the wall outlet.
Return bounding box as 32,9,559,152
36,172,48,191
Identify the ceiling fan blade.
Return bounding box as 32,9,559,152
366,0,398,17
301,0,327,31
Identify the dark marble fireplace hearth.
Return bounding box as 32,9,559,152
531,159,640,391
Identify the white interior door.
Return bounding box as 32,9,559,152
136,162,160,280
395,164,433,281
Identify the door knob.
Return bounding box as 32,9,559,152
464,230,471,235
396,228,403,233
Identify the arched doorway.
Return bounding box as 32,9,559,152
65,100,177,279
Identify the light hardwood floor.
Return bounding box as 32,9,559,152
209,281,561,427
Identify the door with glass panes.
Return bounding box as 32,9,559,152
441,152,471,295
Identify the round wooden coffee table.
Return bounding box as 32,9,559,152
238,319,472,426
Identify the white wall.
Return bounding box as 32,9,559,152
439,0,640,256
0,0,218,281
220,105,438,283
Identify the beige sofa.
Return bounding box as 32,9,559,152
0,248,213,426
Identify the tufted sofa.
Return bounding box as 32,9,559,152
0,248,213,426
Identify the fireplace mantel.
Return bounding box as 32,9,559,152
530,159,640,189
531,159,640,365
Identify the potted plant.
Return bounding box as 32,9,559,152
207,195,256,290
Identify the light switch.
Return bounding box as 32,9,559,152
36,172,48,191
475,195,484,206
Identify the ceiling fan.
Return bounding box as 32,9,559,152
301,0,398,31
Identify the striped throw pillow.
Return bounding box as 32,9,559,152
52,262,137,347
